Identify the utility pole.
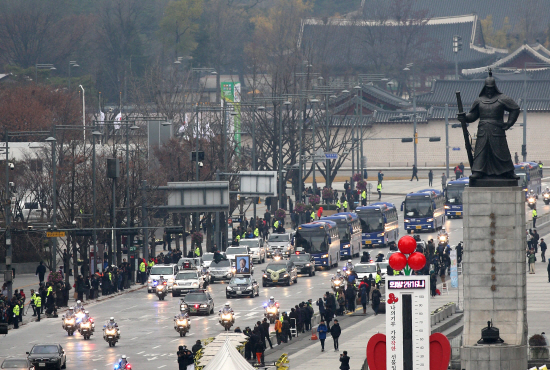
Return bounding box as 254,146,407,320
453,35,463,80
141,180,149,261
445,104,450,179
4,130,12,299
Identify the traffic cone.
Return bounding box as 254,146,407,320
310,329,318,340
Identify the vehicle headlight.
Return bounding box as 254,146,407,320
227,286,233,291
545,194,549,198
148,279,152,283
106,329,116,335
263,274,268,278
283,273,289,277
247,285,253,290
305,263,311,267
176,319,188,325
267,307,277,313
427,218,434,222
168,278,174,283
334,281,341,285
80,322,90,328
180,304,188,310
444,205,450,209
321,254,329,258
404,219,410,223
192,282,199,287
377,233,384,237
343,244,350,249
200,304,207,308
221,313,232,320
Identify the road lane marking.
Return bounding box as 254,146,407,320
153,345,161,349
170,339,180,342
130,337,138,340
148,357,158,361
137,351,144,354
158,366,166,369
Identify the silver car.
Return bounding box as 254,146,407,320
238,239,266,264
266,233,295,257
208,260,234,282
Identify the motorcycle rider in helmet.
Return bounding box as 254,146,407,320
62,307,75,329
267,296,277,307
74,300,84,313
103,317,120,339
118,355,129,369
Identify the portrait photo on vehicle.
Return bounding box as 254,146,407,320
235,255,251,275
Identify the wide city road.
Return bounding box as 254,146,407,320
2,182,546,370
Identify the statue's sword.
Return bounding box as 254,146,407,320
456,91,474,169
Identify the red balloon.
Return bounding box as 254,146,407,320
407,252,427,270
398,235,417,254
389,252,407,271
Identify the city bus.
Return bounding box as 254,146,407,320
515,162,542,195
445,177,469,218
321,213,362,258
295,221,340,269
402,189,445,233
355,202,399,250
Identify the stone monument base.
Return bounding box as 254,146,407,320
461,344,527,370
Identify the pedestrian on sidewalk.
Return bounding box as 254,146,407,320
428,170,433,186
532,208,538,229
529,250,536,274
372,287,381,315
360,284,368,314
410,164,419,181
317,320,328,352
430,271,437,297
339,351,350,370
35,261,47,284
330,319,341,351
441,173,447,191
377,182,382,200
541,238,547,262
378,170,384,186
261,318,273,349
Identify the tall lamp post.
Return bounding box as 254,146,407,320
68,61,79,91
45,133,58,270
35,64,56,83
310,99,320,193
403,64,417,168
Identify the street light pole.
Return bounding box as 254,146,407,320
92,131,98,272
523,66,527,162
48,129,58,270
4,130,12,299
195,104,200,231
311,99,319,193
445,104,450,179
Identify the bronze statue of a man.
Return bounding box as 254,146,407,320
457,71,520,180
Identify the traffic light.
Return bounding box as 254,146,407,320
401,138,413,143
453,35,463,53
414,132,418,144
74,229,93,236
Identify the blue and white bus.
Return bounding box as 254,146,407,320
402,189,445,233
295,221,340,269
355,202,399,249
515,162,542,195
321,213,362,258
445,177,469,218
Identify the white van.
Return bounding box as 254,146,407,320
147,264,178,292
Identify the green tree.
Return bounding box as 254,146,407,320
159,0,203,59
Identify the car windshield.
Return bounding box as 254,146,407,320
31,345,59,354
238,240,258,248
185,293,207,301
231,277,251,285
295,229,328,253
2,359,28,368
266,263,287,270
404,198,433,218
331,219,350,240
446,184,466,204
289,254,310,262
354,264,377,273
202,254,214,261
378,262,389,270
210,260,231,268
150,266,173,275
226,247,247,254
357,211,384,233
268,234,290,242
176,272,198,280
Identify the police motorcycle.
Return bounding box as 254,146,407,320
437,227,449,246
342,260,354,276
331,270,346,294
272,249,283,261
527,190,537,209
74,300,87,328
78,311,94,340
174,306,191,337
154,276,168,301
543,188,550,205
103,317,120,347
263,296,279,324
61,307,77,336
114,355,132,370
219,303,235,331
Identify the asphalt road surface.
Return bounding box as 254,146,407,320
1,186,545,370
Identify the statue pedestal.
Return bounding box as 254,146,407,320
460,186,527,370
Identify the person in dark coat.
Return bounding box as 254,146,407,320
192,340,202,355
317,320,328,352
330,319,341,351
360,285,368,314
288,308,297,334
430,272,438,297
261,318,273,349
372,288,381,315
410,165,418,181
344,285,356,313
324,307,334,331
340,351,350,370
35,261,47,283
243,327,253,360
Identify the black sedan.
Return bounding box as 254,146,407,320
180,290,215,315
226,276,260,298
1,358,34,369
289,253,316,276
26,344,66,370
262,261,298,287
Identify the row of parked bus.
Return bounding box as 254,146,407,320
294,162,542,269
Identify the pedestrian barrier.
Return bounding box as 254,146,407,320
276,353,289,370
289,318,297,338
441,282,449,295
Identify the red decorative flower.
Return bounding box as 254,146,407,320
398,235,416,254
389,252,407,271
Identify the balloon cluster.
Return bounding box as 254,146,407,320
388,235,427,272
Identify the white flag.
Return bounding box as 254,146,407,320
114,113,122,130
99,111,105,125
